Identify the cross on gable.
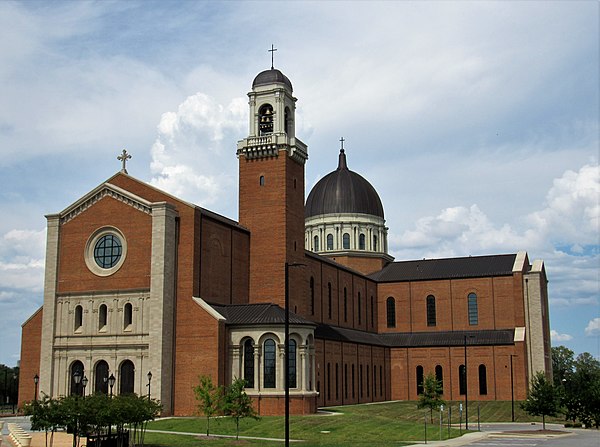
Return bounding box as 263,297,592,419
117,149,132,174
269,44,277,70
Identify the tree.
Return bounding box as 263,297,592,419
551,346,574,387
222,378,258,440
193,375,223,436
521,371,561,430
417,373,445,423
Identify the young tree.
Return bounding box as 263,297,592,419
222,378,258,440
521,371,561,430
193,375,222,436
417,373,445,423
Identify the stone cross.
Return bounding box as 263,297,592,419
117,149,131,174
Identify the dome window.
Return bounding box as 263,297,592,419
327,234,333,250
259,104,274,135
343,233,350,250
359,234,366,250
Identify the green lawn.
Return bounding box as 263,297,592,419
144,400,565,446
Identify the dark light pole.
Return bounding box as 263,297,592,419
284,262,305,447
12,373,17,413
510,355,515,422
147,371,152,401
463,334,474,430
82,376,88,399
33,374,39,402
108,373,116,443
73,370,82,447
108,373,115,398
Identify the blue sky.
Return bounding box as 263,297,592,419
0,1,598,366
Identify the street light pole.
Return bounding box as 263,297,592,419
108,373,116,444
284,262,305,447
510,355,515,422
464,335,468,430
33,374,39,403
82,376,88,399
147,371,152,401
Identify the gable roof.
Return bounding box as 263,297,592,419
369,253,517,282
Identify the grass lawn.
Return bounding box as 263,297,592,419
144,400,564,446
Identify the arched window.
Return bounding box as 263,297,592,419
343,233,350,250
327,234,334,250
359,234,366,250
124,302,133,329
120,360,135,395
244,339,255,388
344,364,348,399
263,339,276,388
284,107,291,134
258,103,274,135
98,304,107,330
328,283,332,319
74,305,83,331
359,364,363,398
373,235,378,251
358,292,362,325
386,297,396,328
310,277,315,315
343,287,348,322
459,365,466,395
288,339,297,388
313,235,319,252
70,361,84,396
479,364,488,395
327,363,331,400
468,293,478,325
426,295,436,327
416,365,424,395
95,360,109,394
435,365,443,393
259,175,265,186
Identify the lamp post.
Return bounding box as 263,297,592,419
33,374,39,402
147,371,152,401
463,334,474,430
73,370,82,447
284,262,305,447
82,376,88,399
510,355,516,422
108,373,116,444
108,373,115,398
12,373,17,413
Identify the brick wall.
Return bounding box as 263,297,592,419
18,308,43,407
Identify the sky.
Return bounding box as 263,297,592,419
0,1,598,367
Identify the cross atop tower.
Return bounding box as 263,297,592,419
117,149,131,174
268,44,277,70
339,137,345,150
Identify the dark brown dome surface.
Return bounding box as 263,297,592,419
305,150,384,219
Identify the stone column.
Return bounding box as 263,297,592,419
299,345,307,391
39,214,60,397
230,345,241,383
148,202,178,414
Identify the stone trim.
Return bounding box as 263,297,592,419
60,183,152,224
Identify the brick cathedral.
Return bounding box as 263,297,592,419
18,66,552,415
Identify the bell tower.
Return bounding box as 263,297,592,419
237,66,308,307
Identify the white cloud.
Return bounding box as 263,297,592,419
585,318,600,337
551,330,573,342
149,93,246,215
0,228,46,292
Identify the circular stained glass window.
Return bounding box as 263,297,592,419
93,234,122,269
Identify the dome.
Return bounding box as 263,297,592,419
252,68,293,91
305,150,384,219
